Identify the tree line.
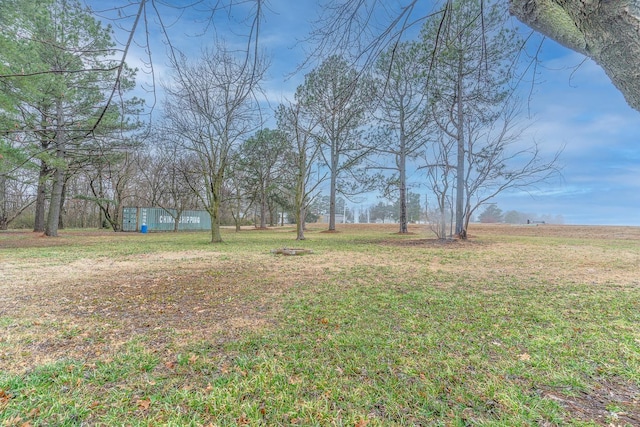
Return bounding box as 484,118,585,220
1,0,562,242
477,204,564,225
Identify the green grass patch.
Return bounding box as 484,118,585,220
1,225,639,425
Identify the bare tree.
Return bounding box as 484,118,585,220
61,173,100,228
458,101,562,232
225,152,255,232
163,154,203,232
277,100,326,240
0,141,37,230
133,143,201,232
133,150,166,208
162,45,267,243
78,148,139,231
423,133,457,239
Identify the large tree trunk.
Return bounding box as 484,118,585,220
509,0,640,112
296,206,306,240
45,164,64,237
209,204,222,243
208,177,223,243
33,161,49,232
58,177,68,230
45,101,65,237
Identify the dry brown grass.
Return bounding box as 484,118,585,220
1,227,393,373
1,223,639,425
1,243,306,373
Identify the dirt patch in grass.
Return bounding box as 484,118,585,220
542,379,640,426
0,236,377,374
0,247,319,373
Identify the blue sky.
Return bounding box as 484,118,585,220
121,0,639,226
493,46,640,226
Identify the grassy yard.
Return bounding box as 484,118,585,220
1,224,639,426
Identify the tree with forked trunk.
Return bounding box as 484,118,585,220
162,45,266,243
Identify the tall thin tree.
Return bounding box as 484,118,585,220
296,55,373,231
370,41,432,233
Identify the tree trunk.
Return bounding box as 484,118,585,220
296,206,306,240
509,0,640,112
269,204,276,227
233,192,242,232
209,206,222,243
295,155,307,240
209,178,223,243
399,156,408,233
259,190,267,228
398,109,409,234
0,173,6,229
454,52,466,238
33,161,49,232
45,101,65,237
45,164,64,237
328,145,338,231
58,177,67,230
329,173,337,231
463,204,473,233
439,207,447,239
